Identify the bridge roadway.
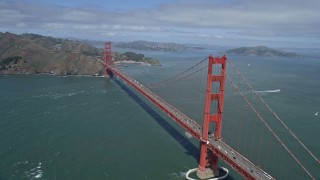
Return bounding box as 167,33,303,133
107,65,274,180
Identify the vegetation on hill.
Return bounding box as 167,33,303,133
0,32,104,75
0,32,161,75
0,56,22,70
225,46,305,58
113,51,160,65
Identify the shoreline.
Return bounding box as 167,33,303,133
0,73,107,78
0,60,161,77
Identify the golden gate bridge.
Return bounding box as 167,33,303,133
103,42,319,179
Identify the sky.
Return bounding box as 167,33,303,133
1,0,320,48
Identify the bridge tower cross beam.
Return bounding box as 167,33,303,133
197,55,227,179
104,42,113,76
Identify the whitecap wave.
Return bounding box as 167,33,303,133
168,171,186,179
34,91,81,99
25,162,43,179
14,162,43,179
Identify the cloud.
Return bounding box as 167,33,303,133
0,0,319,47
193,33,224,39
0,9,32,22
151,1,320,36
102,32,116,37
58,9,100,22
15,22,26,28
41,23,65,29
100,25,163,32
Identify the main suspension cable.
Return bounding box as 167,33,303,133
148,57,208,87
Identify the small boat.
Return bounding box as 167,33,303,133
315,112,318,116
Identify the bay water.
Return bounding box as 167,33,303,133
1,48,319,179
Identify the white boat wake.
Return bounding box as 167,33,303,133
225,89,281,98
254,89,281,93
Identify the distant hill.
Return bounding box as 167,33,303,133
114,40,192,52
113,51,160,66
0,32,104,75
225,46,305,58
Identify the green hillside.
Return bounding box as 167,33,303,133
0,32,104,75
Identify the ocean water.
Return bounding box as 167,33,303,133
1,48,320,179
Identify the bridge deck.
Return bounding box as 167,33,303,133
107,65,274,180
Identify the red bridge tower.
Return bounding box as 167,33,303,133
104,42,113,76
197,55,227,179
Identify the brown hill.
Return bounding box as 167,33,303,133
0,32,104,75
